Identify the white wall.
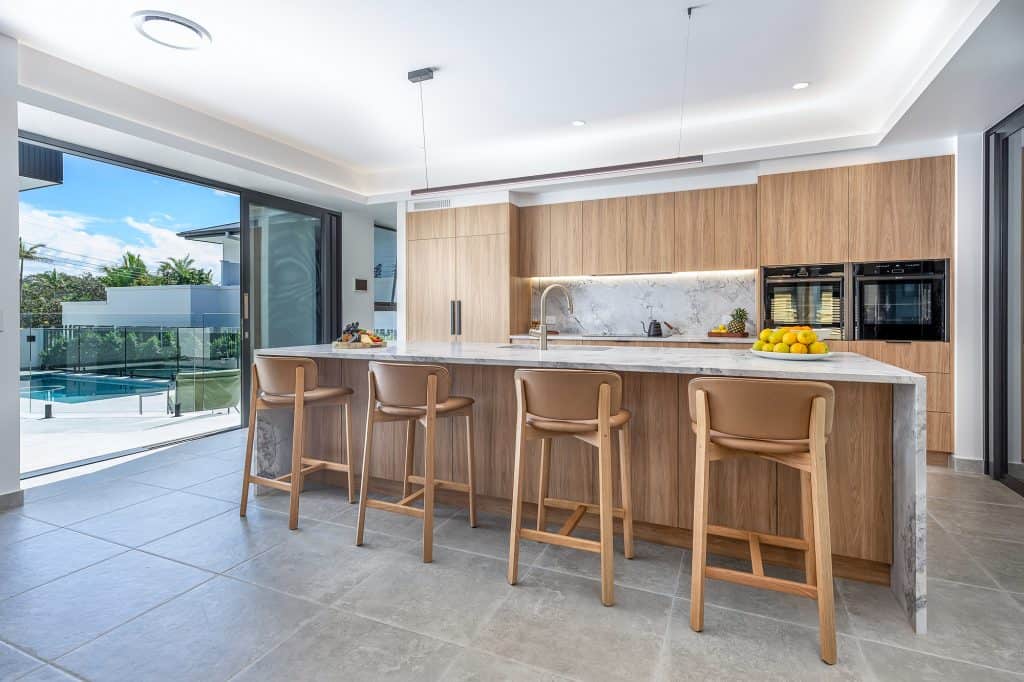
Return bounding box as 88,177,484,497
954,134,985,469
0,34,20,505
61,285,239,328
341,212,374,331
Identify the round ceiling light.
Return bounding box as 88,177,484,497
571,120,587,127
791,81,811,90
132,10,211,50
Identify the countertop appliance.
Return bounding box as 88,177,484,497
762,264,848,339
853,259,948,341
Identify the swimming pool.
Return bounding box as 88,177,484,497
20,372,173,403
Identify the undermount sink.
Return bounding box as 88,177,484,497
496,344,611,352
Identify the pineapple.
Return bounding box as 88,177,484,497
726,308,748,334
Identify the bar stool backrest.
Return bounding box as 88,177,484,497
515,368,622,421
688,377,835,441
369,361,451,407
255,356,318,395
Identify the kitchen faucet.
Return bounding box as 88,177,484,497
538,283,574,350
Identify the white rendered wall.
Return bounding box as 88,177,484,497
0,34,20,504
341,212,374,331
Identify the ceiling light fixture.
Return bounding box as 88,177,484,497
792,81,811,90
408,66,436,189
571,120,587,127
410,6,704,197
132,10,211,50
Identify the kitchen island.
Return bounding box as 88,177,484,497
253,342,927,632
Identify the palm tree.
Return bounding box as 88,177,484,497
158,255,212,285
19,237,48,303
100,251,153,287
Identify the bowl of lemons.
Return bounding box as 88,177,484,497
751,326,831,361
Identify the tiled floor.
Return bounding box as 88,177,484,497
2,431,1023,680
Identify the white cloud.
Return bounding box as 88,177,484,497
123,216,223,282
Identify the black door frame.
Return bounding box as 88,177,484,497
984,101,1024,481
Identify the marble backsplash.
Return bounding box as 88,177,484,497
530,271,757,337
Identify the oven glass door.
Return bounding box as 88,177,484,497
764,280,843,330
856,278,944,340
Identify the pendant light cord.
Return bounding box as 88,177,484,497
677,6,697,158
419,81,430,188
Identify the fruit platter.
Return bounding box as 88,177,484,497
750,326,831,361
333,322,386,349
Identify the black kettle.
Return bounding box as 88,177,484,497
642,320,663,337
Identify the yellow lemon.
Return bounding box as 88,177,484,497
773,342,790,353
791,342,808,354
796,330,817,345
809,341,829,355
759,329,772,342
782,331,798,346
751,341,763,351
769,330,785,344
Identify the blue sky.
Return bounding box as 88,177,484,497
19,153,239,282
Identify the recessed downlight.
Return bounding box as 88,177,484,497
792,81,811,90
571,120,587,127
132,10,211,50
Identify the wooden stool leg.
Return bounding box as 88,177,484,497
403,419,416,497
618,424,635,560
536,438,551,532
287,370,306,531
465,412,477,528
422,375,438,563
809,398,837,665
801,470,817,586
343,401,355,504
240,366,259,517
597,384,615,606
690,389,711,631
508,380,528,585
355,375,376,546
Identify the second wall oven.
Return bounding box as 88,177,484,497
853,260,948,341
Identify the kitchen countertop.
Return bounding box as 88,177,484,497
259,341,922,386
508,333,755,345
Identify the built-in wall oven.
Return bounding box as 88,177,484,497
762,264,848,338
853,260,948,341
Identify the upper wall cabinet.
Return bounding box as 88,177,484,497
674,189,714,271
582,197,629,274
518,205,549,276
673,185,756,271
849,156,953,261
517,202,583,277
758,168,849,265
407,208,455,240
627,193,675,273
455,203,509,237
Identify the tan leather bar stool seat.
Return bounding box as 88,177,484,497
507,368,635,606
356,361,478,563
240,356,356,530
688,376,838,665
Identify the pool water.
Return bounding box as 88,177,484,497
20,372,173,403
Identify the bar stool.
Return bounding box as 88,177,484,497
687,377,837,664
239,356,355,530
355,361,477,562
507,368,635,606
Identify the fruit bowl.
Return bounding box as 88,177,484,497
751,349,831,361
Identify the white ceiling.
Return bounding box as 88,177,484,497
0,0,999,196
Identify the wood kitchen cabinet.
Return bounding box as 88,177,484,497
758,167,849,265
455,203,508,237
457,233,512,342
405,236,456,341
406,208,455,240
582,197,628,274
517,202,583,277
673,184,756,271
674,188,714,271
849,155,954,261
627,193,675,273
518,205,549,276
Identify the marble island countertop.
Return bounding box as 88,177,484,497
508,333,755,345
259,341,923,386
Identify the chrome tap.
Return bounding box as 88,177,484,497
538,283,574,350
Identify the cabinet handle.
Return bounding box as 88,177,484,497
450,300,456,336
456,300,463,335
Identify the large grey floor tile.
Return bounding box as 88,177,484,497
228,523,411,604
234,609,458,682
184,471,243,502
339,545,514,645
56,576,321,682
442,649,574,681
70,491,234,547
337,498,460,541
0,550,212,659
141,506,314,572
840,577,1024,672
250,487,355,524
434,510,545,565
0,641,42,681
20,479,169,526
859,639,1024,681
928,497,1024,544
927,471,1024,506
926,519,999,588
126,456,239,490
952,533,1024,593
0,529,124,600
661,599,869,680
16,665,79,681
677,554,854,633
474,568,671,681
537,533,683,596
0,512,56,547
